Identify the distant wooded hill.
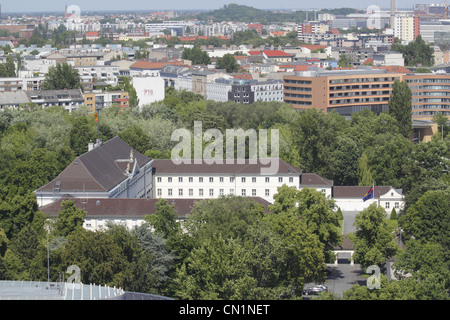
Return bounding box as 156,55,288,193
177,4,361,24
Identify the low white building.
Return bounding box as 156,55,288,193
333,186,404,213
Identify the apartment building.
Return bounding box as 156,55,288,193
84,91,129,112
404,73,450,120
283,68,402,117
394,14,420,42
206,79,283,104
0,76,45,92
284,68,450,120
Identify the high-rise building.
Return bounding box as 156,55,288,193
394,14,420,42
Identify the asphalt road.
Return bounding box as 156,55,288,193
303,211,367,298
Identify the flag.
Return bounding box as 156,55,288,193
94,113,98,122
362,187,374,202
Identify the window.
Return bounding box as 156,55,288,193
209,177,214,183
252,189,256,196
209,189,214,196
178,189,183,196
199,189,204,196
189,189,193,196
157,188,162,196
385,202,390,209
322,189,326,193
230,177,235,182
241,177,246,183
265,189,270,197
189,177,193,182
168,177,172,183
179,177,183,183
241,189,246,196
168,189,172,196
395,202,399,209
278,177,283,183
289,177,294,183
157,177,162,182
199,177,203,183
220,177,224,182
265,177,270,183
252,177,256,183
219,189,224,196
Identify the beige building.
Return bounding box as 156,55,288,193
394,14,420,42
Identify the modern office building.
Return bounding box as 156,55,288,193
404,73,450,119
283,68,450,120
283,68,403,117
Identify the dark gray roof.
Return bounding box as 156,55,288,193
300,173,333,186
39,196,271,218
36,136,152,193
152,158,302,175
332,186,393,199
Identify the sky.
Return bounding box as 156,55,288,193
0,0,443,13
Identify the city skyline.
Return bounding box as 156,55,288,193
0,0,439,14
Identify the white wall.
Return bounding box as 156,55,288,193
132,75,165,107
153,172,300,204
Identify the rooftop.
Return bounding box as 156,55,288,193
35,136,152,194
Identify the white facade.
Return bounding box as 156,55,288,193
154,172,300,204
333,187,404,212
76,65,120,86
132,75,165,107
252,81,284,102
206,80,232,102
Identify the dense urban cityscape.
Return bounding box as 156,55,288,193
0,0,448,307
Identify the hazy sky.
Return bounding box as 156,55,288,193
0,0,441,13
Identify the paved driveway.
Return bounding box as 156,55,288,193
342,211,359,235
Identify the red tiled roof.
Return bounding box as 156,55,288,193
248,51,262,56
294,65,309,71
301,45,327,50
376,66,413,74
263,50,292,57
232,73,253,80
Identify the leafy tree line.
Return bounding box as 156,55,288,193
0,86,448,299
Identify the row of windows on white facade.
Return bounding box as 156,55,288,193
157,176,295,183
157,188,273,197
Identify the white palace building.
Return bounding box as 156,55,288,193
36,136,404,231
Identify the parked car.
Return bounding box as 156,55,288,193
302,285,328,295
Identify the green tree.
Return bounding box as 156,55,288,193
41,63,82,91
399,190,450,255
270,186,342,263
338,54,352,67
388,80,412,138
54,200,87,238
68,116,97,156
349,204,400,270
216,53,240,73
391,35,434,67
181,46,211,65
62,228,127,285
357,152,374,186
